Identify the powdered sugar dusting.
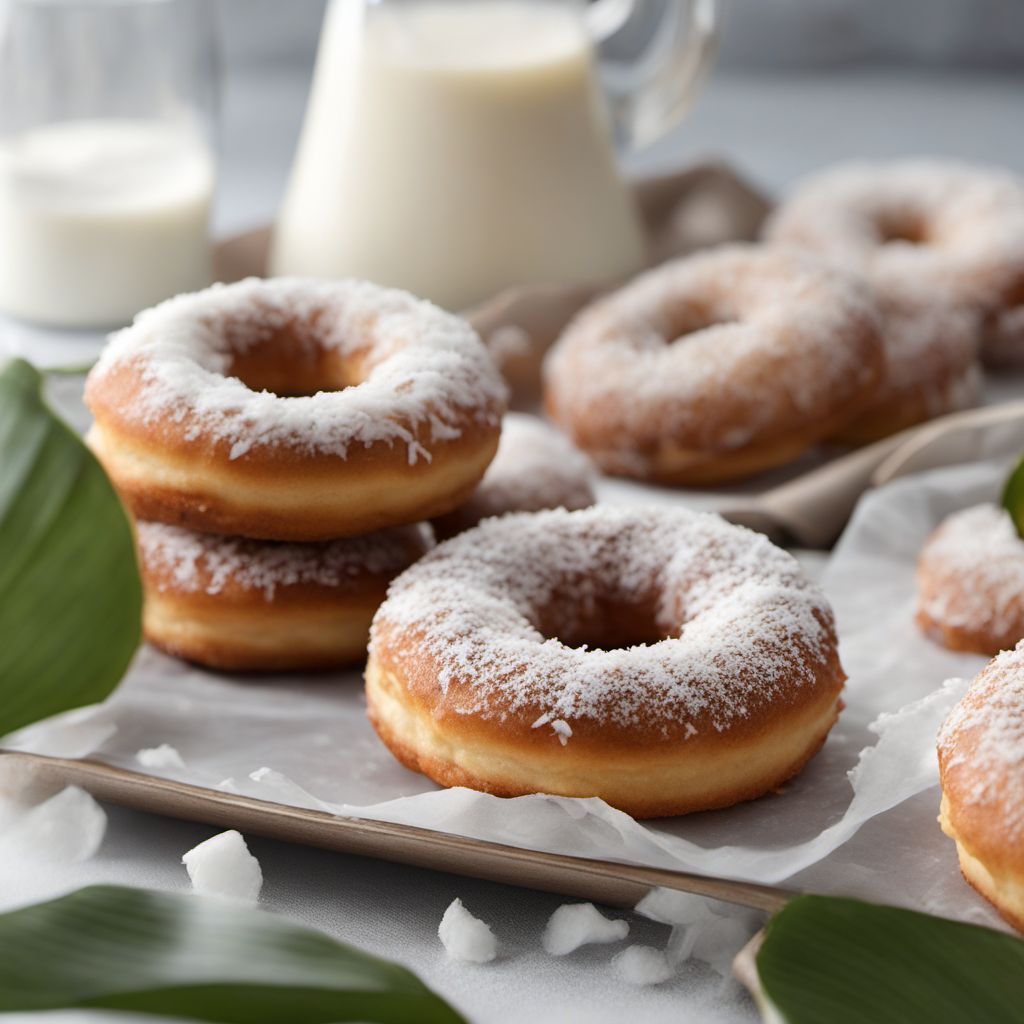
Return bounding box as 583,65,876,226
919,504,1024,637
477,414,594,510
372,506,838,731
433,414,595,537
765,161,1024,400
138,521,431,601
767,160,1024,312
89,277,506,461
939,642,1024,839
543,245,881,457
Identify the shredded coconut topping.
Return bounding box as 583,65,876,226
138,521,431,601
88,277,506,462
939,641,1024,840
371,506,838,731
542,245,881,457
919,504,1024,637
767,160,1024,306
766,161,1024,396
433,414,595,537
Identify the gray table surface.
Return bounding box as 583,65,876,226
1,66,1022,1024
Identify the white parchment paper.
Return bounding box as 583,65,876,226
5,460,1013,930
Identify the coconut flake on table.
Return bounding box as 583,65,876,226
0,786,107,864
136,743,186,769
88,277,507,463
182,830,263,904
438,898,498,963
637,889,762,976
542,903,630,956
612,945,676,986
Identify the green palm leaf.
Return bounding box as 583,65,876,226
0,357,141,736
756,896,1024,1023
0,885,466,1023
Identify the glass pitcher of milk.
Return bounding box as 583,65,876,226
0,0,218,329
272,0,716,311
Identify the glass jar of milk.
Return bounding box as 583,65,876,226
0,0,218,329
273,0,717,312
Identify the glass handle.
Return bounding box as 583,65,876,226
590,0,718,153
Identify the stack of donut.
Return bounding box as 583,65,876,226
85,278,604,671
85,277,507,671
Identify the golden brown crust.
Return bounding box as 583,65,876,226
938,646,1024,931
137,521,431,671
549,402,863,487
941,796,1024,934
365,656,842,818
145,591,379,671
831,363,982,447
89,415,497,541
915,611,1020,659
916,505,1024,657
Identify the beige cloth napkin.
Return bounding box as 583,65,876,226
213,163,1024,548
723,402,1024,547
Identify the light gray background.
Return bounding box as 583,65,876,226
215,0,1024,71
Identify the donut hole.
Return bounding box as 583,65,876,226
533,592,672,651
663,303,739,345
876,212,930,246
222,312,368,397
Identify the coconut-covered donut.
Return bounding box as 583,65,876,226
917,504,1024,656
542,246,884,485
85,278,506,541
137,520,432,671
431,413,596,540
938,642,1024,931
767,161,1024,435
366,506,845,818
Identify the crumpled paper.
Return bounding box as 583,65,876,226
2,460,1012,929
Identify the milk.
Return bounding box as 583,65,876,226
272,0,648,311
0,120,214,328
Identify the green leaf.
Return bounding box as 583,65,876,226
1002,453,1024,539
0,357,141,736
0,885,466,1024
756,896,1024,1024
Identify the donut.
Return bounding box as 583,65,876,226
983,276,1024,367
365,506,845,818
431,413,596,540
938,642,1024,932
85,278,507,541
542,245,884,485
136,520,432,671
767,161,1024,435
916,504,1024,656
